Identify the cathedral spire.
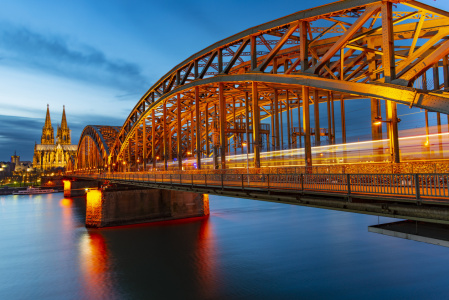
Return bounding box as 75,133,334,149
44,104,52,128
61,105,68,129
56,105,71,145
41,104,54,145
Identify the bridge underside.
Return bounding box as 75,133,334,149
73,175,449,225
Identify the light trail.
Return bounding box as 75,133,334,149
155,131,449,170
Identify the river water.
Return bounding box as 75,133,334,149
0,192,448,299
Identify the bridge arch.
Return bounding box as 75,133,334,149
75,125,121,171
107,0,449,170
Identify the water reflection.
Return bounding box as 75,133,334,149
2,193,449,299
79,231,116,299
60,198,72,207
76,216,218,299
195,216,219,297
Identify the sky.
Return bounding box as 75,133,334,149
0,0,447,161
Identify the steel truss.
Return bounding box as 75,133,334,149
74,0,449,172
75,125,121,171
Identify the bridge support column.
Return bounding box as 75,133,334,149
195,86,202,169
274,89,280,150
444,56,449,132
177,94,183,170
340,95,346,144
219,83,227,169
152,109,156,169
330,92,335,145
143,119,147,171
386,100,400,163
205,103,210,158
63,179,98,197
297,92,302,148
368,37,383,151
252,82,261,168
302,86,312,170
314,89,320,147
371,98,383,161
286,90,291,149
163,101,168,170
85,188,209,228
63,180,71,197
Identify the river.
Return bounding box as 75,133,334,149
0,192,448,299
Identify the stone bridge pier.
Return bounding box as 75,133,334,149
85,187,209,228
63,178,209,228
63,179,99,197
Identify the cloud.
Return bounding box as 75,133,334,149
0,115,43,161
0,23,149,95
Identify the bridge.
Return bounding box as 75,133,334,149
65,0,449,235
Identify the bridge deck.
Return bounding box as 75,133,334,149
69,172,449,224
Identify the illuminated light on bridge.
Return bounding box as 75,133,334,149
86,190,103,227
63,180,71,197
203,194,210,216
148,131,449,170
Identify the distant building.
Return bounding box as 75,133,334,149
0,162,14,178
10,151,19,165
33,105,77,171
14,161,33,172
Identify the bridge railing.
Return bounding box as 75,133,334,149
78,172,449,202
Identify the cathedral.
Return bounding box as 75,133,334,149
33,105,77,171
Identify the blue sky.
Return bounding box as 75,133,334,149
0,0,447,161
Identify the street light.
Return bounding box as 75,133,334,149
243,141,249,183
373,116,401,125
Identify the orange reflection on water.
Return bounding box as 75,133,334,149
196,215,219,298
59,198,74,235
79,231,113,299
60,198,72,207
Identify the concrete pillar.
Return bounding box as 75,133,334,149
85,188,209,228
63,179,98,197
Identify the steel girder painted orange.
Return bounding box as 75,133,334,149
76,125,121,169
77,0,449,168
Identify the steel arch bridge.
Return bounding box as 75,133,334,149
74,0,449,173
74,125,121,171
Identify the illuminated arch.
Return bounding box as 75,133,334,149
75,125,121,171
80,0,449,170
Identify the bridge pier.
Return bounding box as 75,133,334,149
63,179,99,197
85,187,209,228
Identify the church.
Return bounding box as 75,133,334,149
33,105,77,171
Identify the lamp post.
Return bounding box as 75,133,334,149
373,116,401,163
242,141,250,184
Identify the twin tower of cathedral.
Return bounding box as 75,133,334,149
41,104,71,145
33,105,77,171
